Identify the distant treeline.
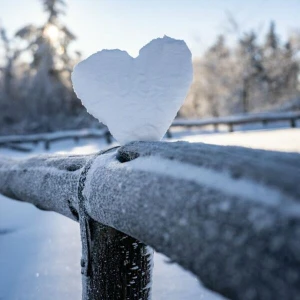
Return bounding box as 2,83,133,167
182,22,300,118
0,0,98,135
0,1,299,135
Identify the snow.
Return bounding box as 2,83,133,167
0,195,81,300
72,36,193,144
179,128,300,153
126,155,300,215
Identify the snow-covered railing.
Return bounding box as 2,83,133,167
1,111,299,151
173,111,300,132
0,127,111,150
0,141,300,300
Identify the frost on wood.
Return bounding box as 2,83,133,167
1,141,300,300
82,221,153,300
0,154,90,219
72,36,193,144
85,142,300,300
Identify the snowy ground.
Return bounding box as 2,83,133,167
0,127,299,300
177,128,300,153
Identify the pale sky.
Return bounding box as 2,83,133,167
0,0,299,59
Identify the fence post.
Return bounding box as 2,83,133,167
77,146,153,300
262,119,268,127
105,131,112,144
44,140,50,150
290,118,296,128
166,129,172,138
82,220,153,300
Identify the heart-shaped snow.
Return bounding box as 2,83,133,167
72,36,193,144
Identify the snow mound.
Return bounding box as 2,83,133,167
71,36,193,144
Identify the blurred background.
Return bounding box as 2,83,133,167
0,1,300,300
0,0,299,135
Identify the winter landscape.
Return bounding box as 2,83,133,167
1,0,300,300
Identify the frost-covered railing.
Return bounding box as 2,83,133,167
0,141,300,300
0,127,111,150
173,111,300,132
1,111,299,151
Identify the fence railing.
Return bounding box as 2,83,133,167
0,111,299,151
0,141,300,300
0,128,111,150
172,111,300,132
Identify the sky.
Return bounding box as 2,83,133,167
0,0,299,59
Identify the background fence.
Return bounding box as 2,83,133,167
0,111,299,152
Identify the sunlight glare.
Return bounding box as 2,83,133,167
43,24,60,42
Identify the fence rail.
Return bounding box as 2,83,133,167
0,111,299,151
0,128,111,150
172,111,300,132
1,141,300,300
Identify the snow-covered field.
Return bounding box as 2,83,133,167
0,127,299,300
178,128,300,153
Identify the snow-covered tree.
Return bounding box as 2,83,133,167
181,21,300,118
13,0,82,131
0,26,25,130
234,31,266,113
0,0,100,134
182,35,235,118
261,22,299,108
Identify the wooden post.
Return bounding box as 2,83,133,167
166,130,172,139
290,118,296,128
262,119,268,127
44,140,50,150
228,123,233,132
105,131,112,144
78,146,153,300
82,220,153,300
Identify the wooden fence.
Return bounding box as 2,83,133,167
0,128,111,151
0,111,299,151
172,111,300,132
0,141,300,300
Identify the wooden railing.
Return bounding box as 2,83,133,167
172,111,300,132
0,141,300,300
0,128,111,150
0,111,299,151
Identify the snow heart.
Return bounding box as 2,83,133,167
72,36,193,144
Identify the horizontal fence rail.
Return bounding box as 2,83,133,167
173,111,300,132
1,141,300,300
0,128,111,150
0,111,299,151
